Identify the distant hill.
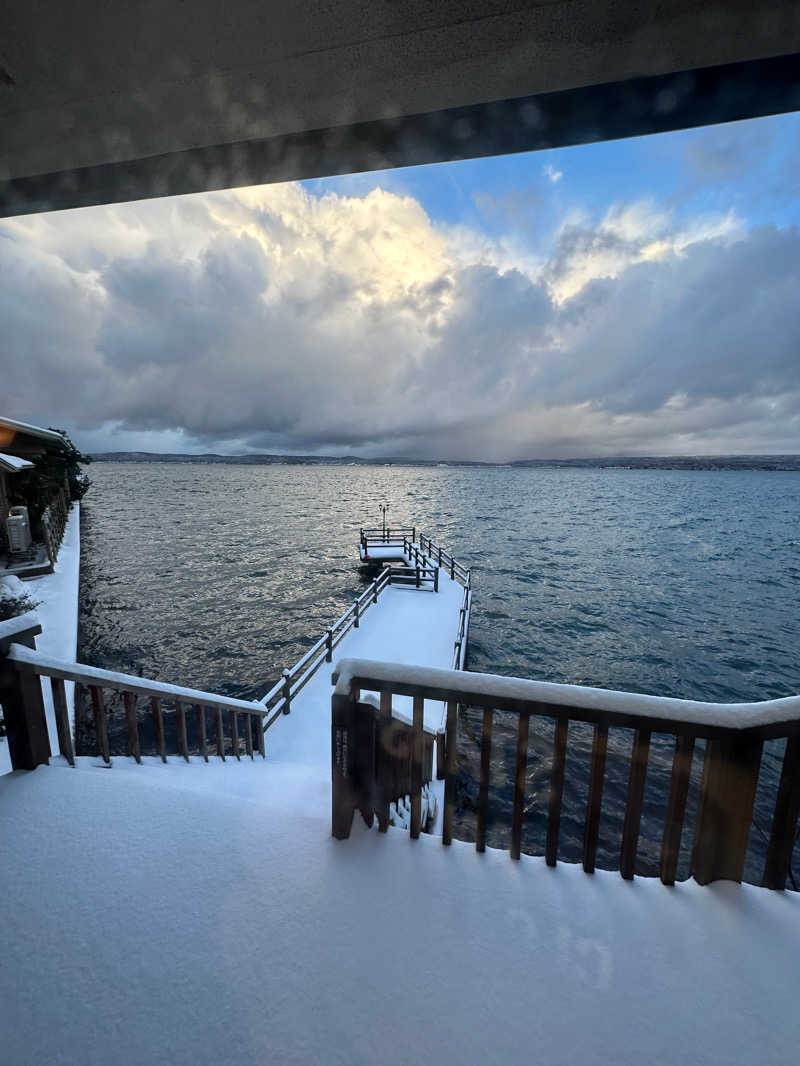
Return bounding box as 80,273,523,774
90,451,800,471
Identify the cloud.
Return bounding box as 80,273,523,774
543,163,563,183
1,183,798,460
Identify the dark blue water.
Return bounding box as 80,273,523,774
79,463,800,883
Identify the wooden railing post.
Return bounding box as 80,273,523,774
373,579,378,604
0,625,51,770
325,628,333,662
375,690,392,832
282,669,291,713
450,556,455,580
332,687,375,839
354,599,359,628
410,694,425,838
442,701,457,846
415,566,420,588
692,736,763,885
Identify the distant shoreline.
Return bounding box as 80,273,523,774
89,452,800,472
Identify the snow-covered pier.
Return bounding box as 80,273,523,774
3,520,800,1064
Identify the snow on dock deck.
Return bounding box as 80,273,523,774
1,757,798,1066
265,563,465,765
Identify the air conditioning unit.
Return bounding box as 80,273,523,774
6,506,32,553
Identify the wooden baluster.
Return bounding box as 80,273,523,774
123,691,141,763
583,723,608,873
325,628,333,663
476,708,493,853
256,717,266,758
50,676,75,765
150,696,166,763
354,599,359,628
510,713,530,860
282,669,292,715
763,736,800,889
196,704,208,761
436,728,446,781
215,707,225,760
376,690,392,832
245,713,254,759
89,685,110,765
660,733,695,885
415,566,420,588
175,699,189,762
620,729,651,879
230,710,240,760
442,701,458,846
546,718,568,866
410,694,424,839
450,556,455,580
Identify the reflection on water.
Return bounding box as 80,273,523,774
79,463,800,884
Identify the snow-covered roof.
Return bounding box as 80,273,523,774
0,416,68,449
0,452,35,474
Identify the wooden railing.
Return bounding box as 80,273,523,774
331,683,437,839
1,620,267,768
330,658,800,889
41,488,70,566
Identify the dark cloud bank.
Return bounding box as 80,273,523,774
1,190,798,460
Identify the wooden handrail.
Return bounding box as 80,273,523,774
3,644,268,767
8,645,267,715
331,658,800,889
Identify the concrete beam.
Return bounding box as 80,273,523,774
1,1,799,216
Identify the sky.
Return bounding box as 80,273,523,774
2,111,799,461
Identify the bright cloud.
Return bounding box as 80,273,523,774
1,172,799,461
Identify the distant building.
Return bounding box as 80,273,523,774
0,417,72,576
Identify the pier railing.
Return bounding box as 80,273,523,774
258,561,440,726
330,658,800,889
418,532,471,586
360,525,471,588
360,526,415,552
0,614,268,768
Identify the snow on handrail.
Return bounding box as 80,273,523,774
7,643,267,715
333,657,800,734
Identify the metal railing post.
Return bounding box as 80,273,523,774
282,669,292,714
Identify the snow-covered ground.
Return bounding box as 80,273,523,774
0,505,80,774
2,532,797,1063
1,756,798,1066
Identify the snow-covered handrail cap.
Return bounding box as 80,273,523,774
332,657,800,732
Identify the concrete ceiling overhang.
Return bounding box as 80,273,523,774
1,1,799,217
